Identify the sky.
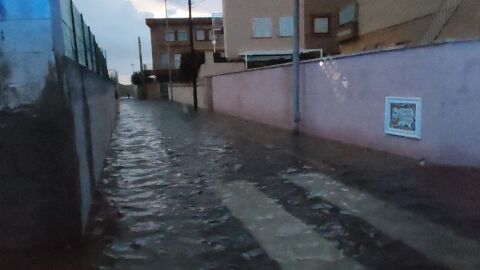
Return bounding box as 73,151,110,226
75,0,222,84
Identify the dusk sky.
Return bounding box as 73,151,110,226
75,0,222,84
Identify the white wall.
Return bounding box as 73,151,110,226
171,82,210,109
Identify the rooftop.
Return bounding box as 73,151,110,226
146,17,215,28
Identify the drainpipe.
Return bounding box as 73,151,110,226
292,0,301,132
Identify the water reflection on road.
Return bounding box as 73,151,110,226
2,100,479,270
91,101,280,269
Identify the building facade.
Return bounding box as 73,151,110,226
340,0,480,53
222,0,355,61
146,17,224,78
222,0,480,60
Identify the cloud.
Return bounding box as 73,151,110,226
74,0,221,84
131,0,221,18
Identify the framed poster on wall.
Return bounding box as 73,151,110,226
384,97,422,139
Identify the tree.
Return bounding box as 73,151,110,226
179,52,205,82
130,71,143,85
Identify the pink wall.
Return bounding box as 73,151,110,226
213,66,294,130
212,41,480,168
171,83,209,109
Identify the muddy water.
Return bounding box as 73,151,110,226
1,100,478,270
89,101,280,269
0,100,279,270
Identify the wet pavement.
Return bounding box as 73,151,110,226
2,99,480,270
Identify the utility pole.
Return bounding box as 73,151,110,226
138,37,144,73
188,0,198,110
292,0,301,132
165,0,173,101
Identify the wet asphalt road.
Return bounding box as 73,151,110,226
94,100,280,270
2,99,479,270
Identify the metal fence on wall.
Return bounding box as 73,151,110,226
59,0,108,78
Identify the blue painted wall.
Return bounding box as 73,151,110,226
0,0,117,250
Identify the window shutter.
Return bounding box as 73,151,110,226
339,3,357,26
314,17,329,34
177,30,188,41
196,29,206,41
164,31,175,41
174,54,182,69
253,18,272,38
161,53,169,65
279,16,294,37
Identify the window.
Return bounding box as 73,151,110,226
178,30,188,41
339,3,357,26
174,54,182,69
165,31,175,41
313,17,329,34
279,16,294,37
253,18,272,38
160,53,169,66
196,29,206,41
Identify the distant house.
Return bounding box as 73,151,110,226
340,0,480,54
146,17,224,81
222,0,356,63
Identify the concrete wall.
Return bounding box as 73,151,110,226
199,52,245,78
341,15,433,53
117,84,138,98
437,0,480,41
213,66,293,130
341,0,480,54
212,41,480,168
75,63,117,183
356,0,442,35
0,0,53,109
138,82,162,100
171,81,210,109
0,0,117,250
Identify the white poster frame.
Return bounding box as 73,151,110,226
384,97,422,139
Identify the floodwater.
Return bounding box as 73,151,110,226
2,100,479,270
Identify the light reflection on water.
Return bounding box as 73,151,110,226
88,101,279,270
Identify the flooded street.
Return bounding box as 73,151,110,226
94,100,279,269
3,0,480,269
2,100,479,270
